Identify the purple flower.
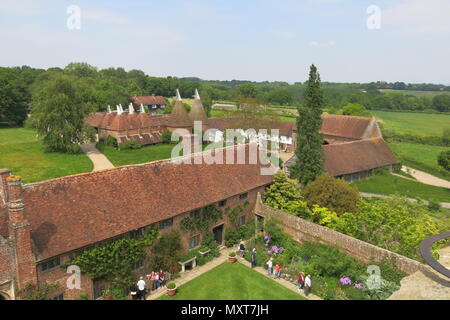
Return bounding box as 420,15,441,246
354,283,363,290
267,249,273,255
339,276,352,286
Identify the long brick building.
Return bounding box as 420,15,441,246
0,144,275,300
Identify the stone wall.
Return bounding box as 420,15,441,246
255,202,429,275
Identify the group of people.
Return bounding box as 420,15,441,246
130,269,167,300
266,257,313,297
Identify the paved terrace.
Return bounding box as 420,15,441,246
146,246,321,301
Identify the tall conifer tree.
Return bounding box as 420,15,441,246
290,64,324,184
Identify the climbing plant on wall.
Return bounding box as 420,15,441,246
65,228,159,290
180,205,223,232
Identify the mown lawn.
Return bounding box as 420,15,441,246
0,127,92,183
389,142,450,181
159,262,306,300
97,143,175,167
353,173,450,203
372,110,450,137
98,142,232,167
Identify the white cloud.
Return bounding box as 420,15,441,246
382,0,450,34
271,30,297,40
310,40,336,48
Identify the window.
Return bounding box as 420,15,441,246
189,235,200,249
130,228,145,239
49,293,64,301
239,193,248,200
39,257,61,272
218,200,227,207
190,209,201,219
159,218,173,230
238,215,246,226
132,260,144,270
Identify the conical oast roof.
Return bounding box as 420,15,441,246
189,90,208,124
167,95,192,128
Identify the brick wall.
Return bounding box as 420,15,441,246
255,202,429,275
0,236,15,299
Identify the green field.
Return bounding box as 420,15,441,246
379,89,447,97
372,110,450,137
353,173,450,203
389,142,450,181
210,109,296,122
0,127,92,183
159,262,305,300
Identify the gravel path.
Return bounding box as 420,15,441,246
389,246,450,300
80,144,114,171
402,166,450,189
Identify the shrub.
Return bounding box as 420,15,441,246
437,150,450,171
428,200,441,211
166,282,176,290
224,228,240,247
303,173,360,215
119,139,142,150
162,130,173,144
229,252,236,257
342,103,372,117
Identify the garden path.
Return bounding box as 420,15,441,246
80,143,114,171
146,246,321,300
402,166,450,189
388,245,450,300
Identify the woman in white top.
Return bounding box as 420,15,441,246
304,274,312,296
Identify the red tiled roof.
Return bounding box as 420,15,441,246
323,138,398,176
85,112,167,131
321,114,380,140
132,96,166,106
22,144,275,260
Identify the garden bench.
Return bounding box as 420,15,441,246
179,256,197,272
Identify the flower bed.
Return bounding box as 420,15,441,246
244,218,406,300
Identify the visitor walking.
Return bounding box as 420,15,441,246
137,276,147,300
304,274,312,296
239,241,246,257
130,284,138,300
297,272,305,292
251,248,257,268
266,258,273,277
274,263,281,279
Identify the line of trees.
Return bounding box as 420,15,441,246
2,62,450,130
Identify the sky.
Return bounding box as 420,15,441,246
1,0,449,84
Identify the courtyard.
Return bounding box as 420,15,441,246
158,261,306,301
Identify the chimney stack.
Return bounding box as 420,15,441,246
6,176,25,221
0,168,11,204
6,175,38,290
